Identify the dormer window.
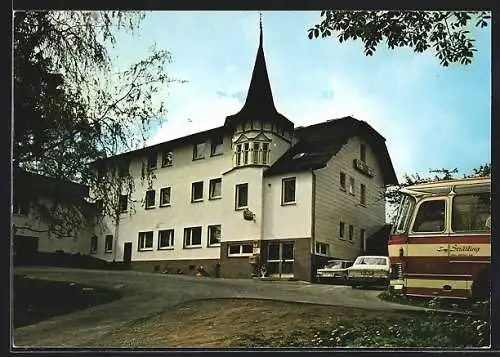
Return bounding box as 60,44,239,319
162,150,173,167
211,136,224,156
193,142,206,160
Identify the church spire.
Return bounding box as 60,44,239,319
224,13,293,132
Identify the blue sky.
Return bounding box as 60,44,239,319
109,11,491,181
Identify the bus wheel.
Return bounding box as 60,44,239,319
471,266,490,301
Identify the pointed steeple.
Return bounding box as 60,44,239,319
225,14,293,131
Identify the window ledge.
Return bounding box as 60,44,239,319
191,199,204,203
210,152,224,157
184,245,202,249
158,247,174,250
138,248,154,252
281,201,296,206
192,157,205,161
145,206,156,210
209,196,222,201
105,250,113,253
339,237,346,241
235,206,248,211
228,254,253,258
208,244,221,248
161,164,173,168
159,204,171,208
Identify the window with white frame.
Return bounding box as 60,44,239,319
90,235,98,254
348,177,355,195
158,229,174,249
207,224,221,246
235,144,242,166
211,136,224,156
119,195,128,213
235,183,248,209
147,151,157,170
282,177,296,204
340,172,346,191
252,142,260,164
193,142,206,160
315,242,329,256
262,142,269,164
349,224,354,242
138,231,154,251
105,235,113,252
339,221,345,240
209,178,222,199
227,243,253,257
160,187,171,206
145,190,156,208
184,226,202,247
243,143,249,165
161,151,173,167
191,181,203,202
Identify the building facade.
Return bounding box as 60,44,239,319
89,24,398,281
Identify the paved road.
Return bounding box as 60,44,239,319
13,266,424,347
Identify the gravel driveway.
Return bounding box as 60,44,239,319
12,266,424,347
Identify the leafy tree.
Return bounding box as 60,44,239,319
13,11,180,239
308,11,491,66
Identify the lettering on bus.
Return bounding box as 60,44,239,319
450,244,480,256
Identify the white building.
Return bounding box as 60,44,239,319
90,24,398,281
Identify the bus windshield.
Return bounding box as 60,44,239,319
392,194,416,235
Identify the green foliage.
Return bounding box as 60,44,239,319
238,310,490,348
13,11,181,237
308,11,490,66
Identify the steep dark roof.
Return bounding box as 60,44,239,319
264,116,398,185
224,21,293,132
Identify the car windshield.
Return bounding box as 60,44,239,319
354,257,387,266
324,261,343,268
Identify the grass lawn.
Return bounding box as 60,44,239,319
13,274,122,328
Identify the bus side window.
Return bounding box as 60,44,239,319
452,193,490,232
412,200,446,233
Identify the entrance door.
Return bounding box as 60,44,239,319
267,242,294,278
123,242,132,264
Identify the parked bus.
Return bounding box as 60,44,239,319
388,177,490,300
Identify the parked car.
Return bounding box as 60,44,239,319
346,256,390,289
316,259,354,284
